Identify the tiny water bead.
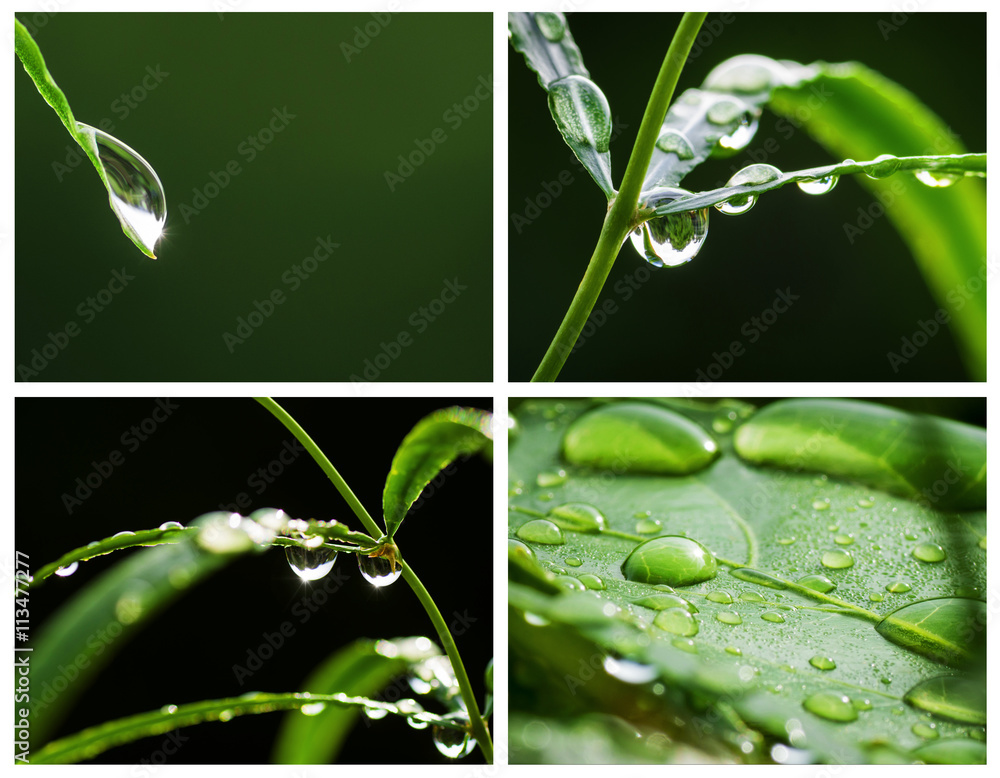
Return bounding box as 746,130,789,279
821,549,855,569
564,557,582,567
803,691,858,723
716,611,742,625
706,590,734,604
76,123,166,258
912,542,946,563
865,154,900,179
858,498,875,508
285,544,337,581
635,517,662,534
55,561,79,577
912,722,939,740
358,554,402,587
852,698,873,711
812,499,830,511
915,170,960,188
796,574,836,593
562,402,719,475
776,537,796,546
760,611,785,624
533,11,566,41
536,470,567,488
797,175,839,195
808,655,837,671
547,503,606,533
716,164,781,215
628,187,709,268
621,536,717,587
653,607,699,636
655,129,695,160
868,591,885,603
547,75,613,153
515,519,565,545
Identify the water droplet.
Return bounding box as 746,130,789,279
671,637,698,654
834,535,856,548
547,75,613,153
534,11,566,41
704,54,795,94
738,591,765,603
776,536,796,545
903,676,985,724
912,542,946,563
868,591,884,602
554,575,585,591
911,739,986,764
114,531,137,538
632,593,696,611
821,549,855,569
866,154,900,179
761,611,785,624
977,536,986,550
158,521,185,531
858,498,875,508
706,590,733,604
536,470,567,488
912,722,939,739
796,574,836,593
797,175,839,195
636,517,662,534
852,698,873,711
358,554,402,587
653,607,699,636
285,544,337,581
55,561,79,577
716,611,742,625
218,709,234,722
914,169,960,188
803,691,858,722
655,128,695,160
886,580,912,593
725,646,742,656
160,704,178,715
622,536,717,587
76,123,166,258
812,499,830,511
364,706,388,720
808,655,837,670
629,187,709,268
716,164,781,215
603,656,658,684
578,573,606,590
515,519,565,545
704,97,759,152
547,503,606,533
712,410,737,433
564,557,582,567
508,538,536,562
876,598,984,666
729,568,786,589
300,702,326,716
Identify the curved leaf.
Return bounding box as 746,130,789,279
383,407,492,537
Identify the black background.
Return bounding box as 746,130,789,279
16,397,492,763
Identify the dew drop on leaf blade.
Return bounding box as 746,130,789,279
803,691,857,722
533,11,566,42
865,154,900,179
622,536,717,587
809,655,837,671
515,519,565,545
903,676,985,725
716,164,781,215
653,607,699,636
875,598,984,667
821,549,854,569
796,574,836,593
912,542,946,563
546,502,606,533
797,175,839,195
546,75,613,153
655,128,695,160
55,561,79,577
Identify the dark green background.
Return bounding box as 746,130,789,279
17,13,492,381
509,12,985,382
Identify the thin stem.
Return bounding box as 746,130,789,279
531,12,708,382
400,559,492,763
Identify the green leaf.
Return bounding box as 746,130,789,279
272,637,439,764
508,12,615,196
768,62,986,380
383,406,492,538
509,399,986,764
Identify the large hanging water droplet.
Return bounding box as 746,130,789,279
876,597,984,666
562,401,719,475
912,542,946,563
866,154,900,179
803,691,858,722
515,519,565,545
547,75,612,153
358,554,401,587
652,607,699,636
903,676,985,724
547,503,606,533
55,561,79,577
655,129,695,160
76,122,166,258
797,175,839,195
914,170,960,188
534,11,566,41
821,549,854,569
716,164,781,215
621,536,717,587
628,187,709,268
285,544,337,581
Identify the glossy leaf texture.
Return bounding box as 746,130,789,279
768,62,986,380
508,399,986,764
383,406,493,538
508,12,614,196
734,399,986,510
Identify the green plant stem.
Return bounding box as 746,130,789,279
256,397,492,763
531,12,707,382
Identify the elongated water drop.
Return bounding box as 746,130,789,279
866,154,900,179
797,574,836,593
912,542,946,563
886,580,912,593
628,187,709,268
821,549,854,569
716,611,742,625
653,607,699,636
515,519,565,545
876,597,984,666
547,503,606,533
808,655,837,670
803,691,857,722
536,470,567,487
706,590,734,604
563,402,718,474
903,676,985,724
621,536,717,587
911,739,986,764
358,554,401,587
547,75,612,153
285,544,337,581
578,573,605,590
915,170,960,188
76,123,166,258
158,521,185,531
655,129,695,160
533,11,566,41
716,164,781,215
760,611,785,624
797,175,839,195
55,561,79,577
